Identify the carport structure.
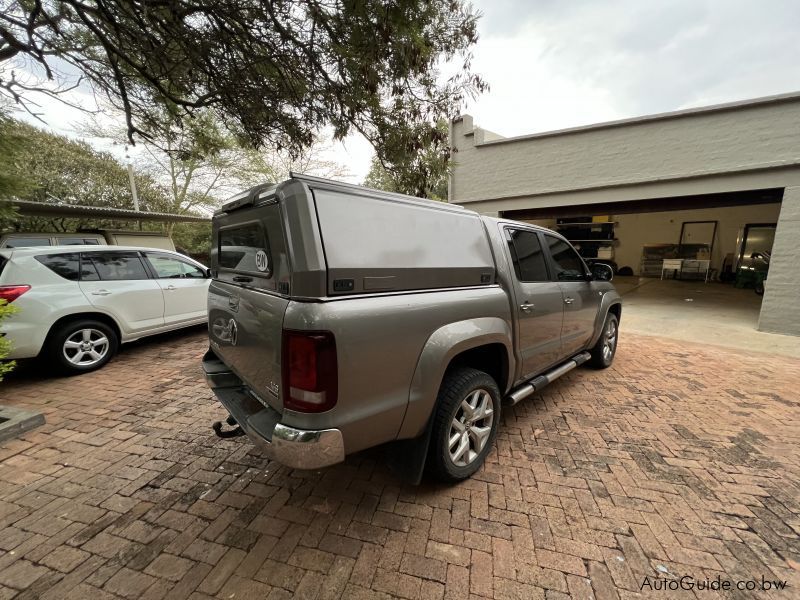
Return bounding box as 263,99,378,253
449,92,800,336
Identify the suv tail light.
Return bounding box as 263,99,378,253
282,330,338,413
0,285,30,303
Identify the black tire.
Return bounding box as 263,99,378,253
47,319,119,375
427,367,501,482
754,281,764,296
588,312,619,369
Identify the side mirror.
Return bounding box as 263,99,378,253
206,268,213,278
590,263,614,282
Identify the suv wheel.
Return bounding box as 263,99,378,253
428,367,501,482
589,312,618,369
47,319,119,375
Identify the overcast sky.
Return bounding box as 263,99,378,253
16,0,800,184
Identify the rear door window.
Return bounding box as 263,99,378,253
144,252,206,279
35,253,81,281
86,252,150,281
506,229,549,282
219,223,271,277
80,255,100,281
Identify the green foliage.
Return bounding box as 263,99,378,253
0,300,17,380
0,109,29,220
172,222,212,262
1,0,485,197
0,118,172,233
363,121,449,200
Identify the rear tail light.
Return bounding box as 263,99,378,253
0,285,30,303
282,330,338,413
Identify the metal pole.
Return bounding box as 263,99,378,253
125,151,141,230
127,163,140,212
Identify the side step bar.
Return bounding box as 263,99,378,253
507,351,591,406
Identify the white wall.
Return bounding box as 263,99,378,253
451,94,800,206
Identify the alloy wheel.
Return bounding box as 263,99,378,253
603,319,618,362
62,328,110,366
448,388,495,467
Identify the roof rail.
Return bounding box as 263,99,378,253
289,172,467,212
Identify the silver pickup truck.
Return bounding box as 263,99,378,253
203,174,621,482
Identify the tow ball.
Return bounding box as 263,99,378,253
212,415,245,439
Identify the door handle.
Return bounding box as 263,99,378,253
165,285,177,291
564,297,574,305
233,275,253,283
519,302,534,312
91,289,111,296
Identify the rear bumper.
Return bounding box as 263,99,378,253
2,321,47,359
202,351,345,470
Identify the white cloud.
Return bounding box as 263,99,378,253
465,0,800,136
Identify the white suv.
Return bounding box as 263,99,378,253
0,246,210,374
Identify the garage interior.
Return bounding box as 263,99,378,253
500,188,796,356
448,92,800,348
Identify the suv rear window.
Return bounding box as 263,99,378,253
35,253,81,281
219,223,271,277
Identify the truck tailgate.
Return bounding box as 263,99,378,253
208,280,289,410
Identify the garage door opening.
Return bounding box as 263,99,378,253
500,188,797,355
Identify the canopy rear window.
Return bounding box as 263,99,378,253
219,223,272,277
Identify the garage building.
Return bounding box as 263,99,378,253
449,92,800,336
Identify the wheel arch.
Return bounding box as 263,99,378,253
43,312,123,354
398,317,514,440
588,297,622,348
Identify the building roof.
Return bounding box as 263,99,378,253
3,199,210,222
455,90,800,146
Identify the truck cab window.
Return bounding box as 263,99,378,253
507,229,548,282
544,235,587,281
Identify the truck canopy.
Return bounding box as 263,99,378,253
212,173,497,298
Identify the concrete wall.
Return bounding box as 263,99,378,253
450,93,800,335
759,187,800,334
517,203,782,275
451,93,800,207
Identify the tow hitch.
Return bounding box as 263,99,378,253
212,415,245,439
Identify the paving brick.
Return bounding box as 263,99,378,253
0,559,49,589
144,552,194,581
1,330,799,600
535,549,587,577
39,545,91,573
426,540,471,567
103,567,157,599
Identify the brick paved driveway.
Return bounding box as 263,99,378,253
1,328,799,600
